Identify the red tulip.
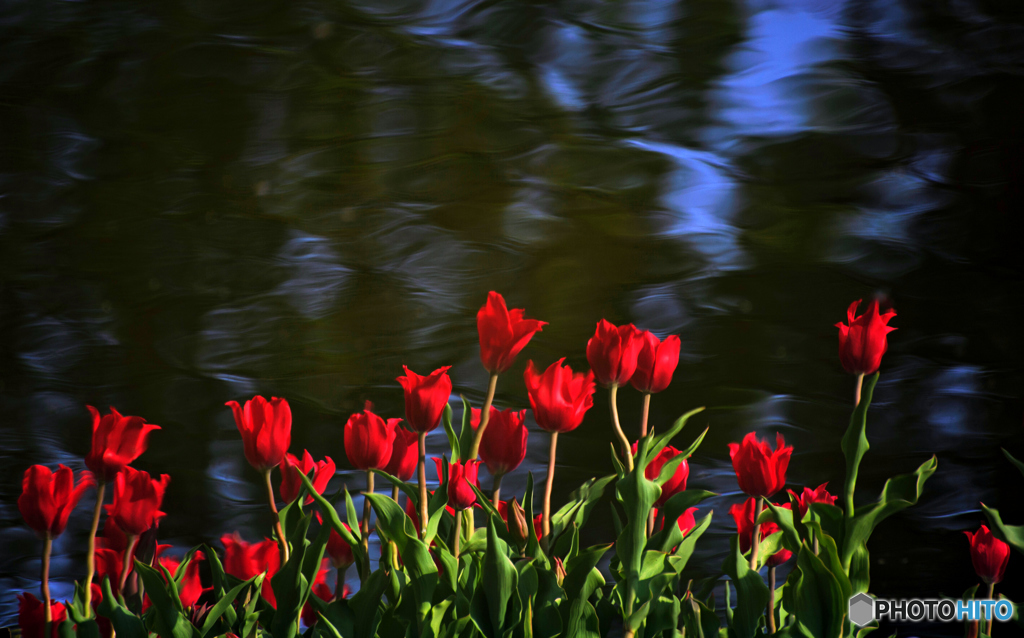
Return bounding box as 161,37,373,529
221,532,281,607
96,518,128,552
728,432,792,498
17,594,65,638
18,465,95,537
145,552,207,610
655,507,699,536
225,396,292,472
631,443,688,506
964,525,1010,585
472,406,528,476
523,359,595,433
344,401,399,470
477,291,547,374
280,451,335,505
433,458,480,511
630,331,681,394
787,483,837,519
384,427,421,482
86,406,161,483
301,562,333,626
835,299,897,375
730,497,793,566
397,366,452,433
326,522,355,569
586,320,644,388
94,547,129,593
104,467,170,536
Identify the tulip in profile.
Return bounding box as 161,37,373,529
472,406,528,502
587,319,644,470
226,395,292,472
477,291,547,375
788,483,837,520
86,406,161,483
630,331,681,396
728,432,792,499
280,450,335,505
524,359,595,434
384,426,420,483
836,299,896,377
965,525,1010,585
105,467,170,536
221,532,281,607
434,458,480,511
397,366,452,434
19,465,95,538
344,401,399,471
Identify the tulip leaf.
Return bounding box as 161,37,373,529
371,468,421,506
459,396,477,463
347,567,389,638
367,493,439,624
609,442,626,477
441,404,461,462
647,490,715,553
133,561,194,638
982,504,1024,556
672,510,713,568
614,447,661,598
1003,448,1024,480
522,471,547,566
270,513,312,638
842,455,938,570
762,501,801,551
792,545,846,638
841,372,879,518
721,535,770,638
198,577,257,638
549,475,616,546
296,471,368,578
680,594,719,638
471,517,521,638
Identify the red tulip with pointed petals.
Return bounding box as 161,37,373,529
280,451,335,505
433,458,480,511
225,396,292,472
523,359,595,433
728,432,792,498
397,366,452,433
472,406,528,476
384,426,420,482
344,402,399,470
477,291,547,374
630,331,681,394
586,320,644,388
836,299,897,375
19,464,95,537
104,467,170,536
221,532,281,607
965,525,1010,585
17,594,65,638
787,483,837,519
86,406,161,483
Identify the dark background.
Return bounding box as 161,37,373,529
2,0,1024,634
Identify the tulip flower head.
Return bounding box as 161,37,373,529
221,532,281,607
280,450,335,505
477,291,547,374
434,458,480,511
964,525,1010,585
105,467,170,536
397,366,452,433
655,507,699,536
835,299,897,375
788,483,838,520
226,396,292,472
326,522,355,569
86,406,161,483
630,331,681,394
472,406,528,477
18,593,66,638
631,443,689,507
384,426,420,482
728,432,792,498
730,497,793,566
145,552,207,610
18,464,95,538
344,401,399,470
586,319,644,388
523,359,596,433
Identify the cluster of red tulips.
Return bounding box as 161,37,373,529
12,292,1016,638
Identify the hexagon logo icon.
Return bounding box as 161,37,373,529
849,593,874,627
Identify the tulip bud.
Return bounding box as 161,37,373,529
964,525,1010,585
554,556,567,587
506,497,530,548
835,299,896,375
630,331,681,394
586,319,644,388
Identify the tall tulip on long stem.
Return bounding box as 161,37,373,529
344,402,398,550
587,320,643,469
836,298,896,405
398,366,453,538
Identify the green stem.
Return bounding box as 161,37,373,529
640,393,651,437
468,373,499,460
418,433,428,539
609,385,634,471
391,484,400,503
454,509,463,564
844,373,866,521
42,533,52,631
853,372,865,407
264,469,289,564
768,566,777,634
542,432,558,552
750,497,764,571
119,534,138,596
83,481,105,613
492,473,503,509
362,470,375,547
987,582,996,637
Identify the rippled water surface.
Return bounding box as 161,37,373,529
3,0,1024,634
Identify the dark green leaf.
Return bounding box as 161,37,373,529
841,372,879,518
721,535,769,638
